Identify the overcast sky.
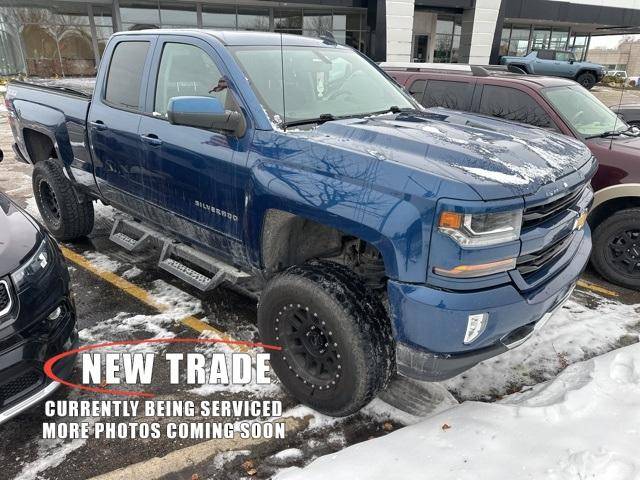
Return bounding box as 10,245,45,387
589,34,640,50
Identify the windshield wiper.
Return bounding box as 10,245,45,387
282,113,335,129
585,125,638,139
281,106,414,130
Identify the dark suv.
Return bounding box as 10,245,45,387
385,64,640,290
0,184,78,423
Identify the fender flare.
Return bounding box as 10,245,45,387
591,183,640,211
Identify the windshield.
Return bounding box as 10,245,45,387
543,85,628,137
230,44,416,126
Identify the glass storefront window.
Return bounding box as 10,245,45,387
500,26,510,56
0,3,368,77
237,7,269,31
433,15,461,63
549,29,568,50
509,26,530,56
531,28,550,50
121,1,160,30
160,2,197,27
303,10,332,37
201,5,236,29
570,34,589,61
275,9,302,33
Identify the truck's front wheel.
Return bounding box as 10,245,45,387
591,208,640,290
576,72,596,89
258,260,394,416
32,159,94,241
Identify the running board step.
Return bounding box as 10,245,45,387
109,217,157,252
158,242,250,291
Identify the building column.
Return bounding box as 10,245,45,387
385,0,415,62
458,0,502,65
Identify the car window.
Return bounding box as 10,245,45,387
478,85,556,130
544,85,628,137
537,50,554,60
105,41,150,110
154,42,232,117
422,80,473,110
408,79,426,102
555,51,573,62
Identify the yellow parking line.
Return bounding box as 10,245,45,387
60,245,246,350
576,279,619,297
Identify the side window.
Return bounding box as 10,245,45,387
537,50,554,60
105,41,150,110
478,85,556,130
422,80,473,110
408,79,426,102
555,51,571,62
154,42,232,117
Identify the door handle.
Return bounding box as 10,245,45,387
89,120,106,131
140,134,162,146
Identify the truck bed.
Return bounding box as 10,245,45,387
17,77,95,98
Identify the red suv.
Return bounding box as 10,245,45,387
384,64,640,290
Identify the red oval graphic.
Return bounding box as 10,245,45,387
44,337,282,398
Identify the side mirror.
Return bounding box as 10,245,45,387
569,59,574,64
167,96,245,136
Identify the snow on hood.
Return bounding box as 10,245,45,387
275,342,640,480
303,109,593,200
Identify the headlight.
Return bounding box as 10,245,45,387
11,238,51,290
438,209,522,247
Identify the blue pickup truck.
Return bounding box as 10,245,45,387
5,30,595,416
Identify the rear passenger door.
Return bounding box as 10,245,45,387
408,78,474,111
88,36,156,208
474,84,559,131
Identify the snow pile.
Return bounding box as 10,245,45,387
445,294,640,400
276,342,640,480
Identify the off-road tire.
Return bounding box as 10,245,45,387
258,260,395,416
32,159,94,241
576,72,596,90
591,208,640,290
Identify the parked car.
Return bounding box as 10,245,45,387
6,30,594,416
498,49,606,89
384,63,640,289
611,104,640,127
0,182,77,424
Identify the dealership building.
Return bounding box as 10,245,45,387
1,0,640,77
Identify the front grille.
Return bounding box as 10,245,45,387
0,371,41,407
0,280,11,317
517,233,574,276
522,185,585,229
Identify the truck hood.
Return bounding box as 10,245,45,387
0,193,42,276
309,108,593,200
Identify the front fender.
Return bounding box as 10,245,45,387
245,136,437,283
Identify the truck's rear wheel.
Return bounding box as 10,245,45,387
32,159,94,241
258,260,394,416
591,208,640,290
576,72,596,89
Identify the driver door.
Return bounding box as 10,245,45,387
138,36,250,255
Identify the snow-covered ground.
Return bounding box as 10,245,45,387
276,342,640,480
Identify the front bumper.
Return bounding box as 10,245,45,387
388,225,591,381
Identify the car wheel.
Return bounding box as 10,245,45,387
508,65,527,74
258,260,394,416
591,208,640,290
576,72,597,89
32,159,94,241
